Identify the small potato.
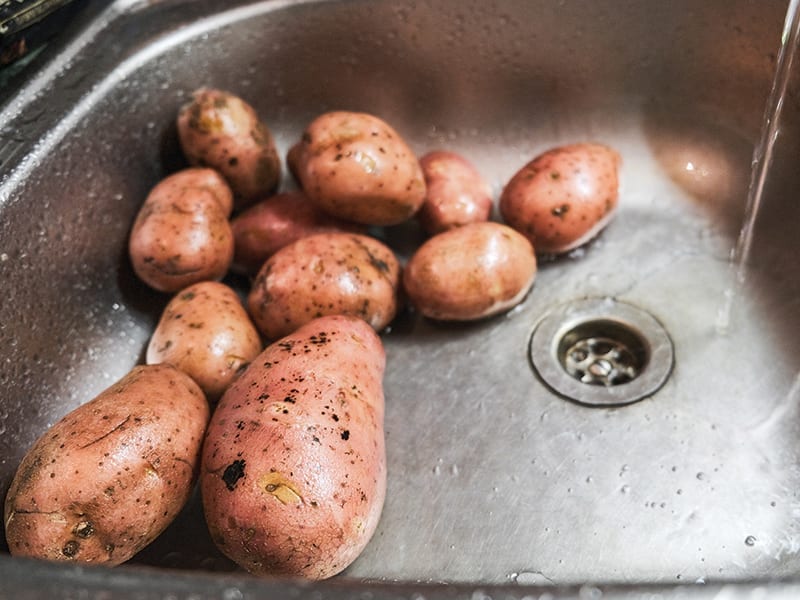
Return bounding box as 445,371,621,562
177,88,281,209
247,232,400,340
146,281,262,401
292,111,426,226
417,150,493,235
499,143,621,254
4,364,208,566
403,221,536,321
231,191,362,275
129,168,234,293
201,315,386,579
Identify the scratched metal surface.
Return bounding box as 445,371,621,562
1,0,800,597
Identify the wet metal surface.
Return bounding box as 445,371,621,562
1,0,800,598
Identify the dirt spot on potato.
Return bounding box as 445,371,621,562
222,459,246,491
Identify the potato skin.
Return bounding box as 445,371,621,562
403,221,536,321
231,191,362,275
417,150,493,235
3,364,209,566
499,143,621,254
129,168,235,293
201,315,386,579
177,88,281,210
247,232,400,340
146,281,262,401
293,111,426,226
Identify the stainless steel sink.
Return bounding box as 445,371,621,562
2,0,800,597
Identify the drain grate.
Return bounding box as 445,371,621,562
529,298,674,406
563,336,639,386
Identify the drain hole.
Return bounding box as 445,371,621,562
559,320,648,387
529,298,674,407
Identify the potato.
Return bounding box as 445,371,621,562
292,111,426,226
177,87,281,210
3,364,208,566
499,143,621,254
146,281,262,401
231,191,362,275
247,232,400,340
403,221,536,321
417,150,493,235
129,168,234,293
201,315,386,579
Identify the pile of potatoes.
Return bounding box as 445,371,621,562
3,88,621,579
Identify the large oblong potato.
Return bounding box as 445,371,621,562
499,142,621,254
292,111,426,226
3,364,209,566
177,88,281,209
146,281,262,401
201,315,386,579
247,232,400,340
128,168,234,293
403,221,537,321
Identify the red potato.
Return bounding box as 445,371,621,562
201,315,386,579
129,168,235,293
146,281,262,401
292,111,426,226
417,150,493,235
231,191,362,275
247,232,401,340
177,88,281,210
3,364,209,566
499,143,621,254
403,221,537,321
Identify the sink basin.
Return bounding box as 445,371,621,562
2,0,800,597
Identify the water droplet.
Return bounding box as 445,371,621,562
450,464,459,476
222,589,243,600
515,571,544,585
432,464,441,475
745,535,757,546
696,472,706,480
0,253,8,262
620,484,631,494
619,464,630,476
585,476,594,483
676,489,683,495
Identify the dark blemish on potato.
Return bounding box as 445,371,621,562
550,171,561,180
222,459,246,491
62,540,80,558
228,157,239,167
341,430,350,441
180,291,196,301
332,414,340,422
551,204,570,218
74,521,94,539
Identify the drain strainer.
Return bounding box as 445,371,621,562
529,298,674,406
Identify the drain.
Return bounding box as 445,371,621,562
529,298,674,407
